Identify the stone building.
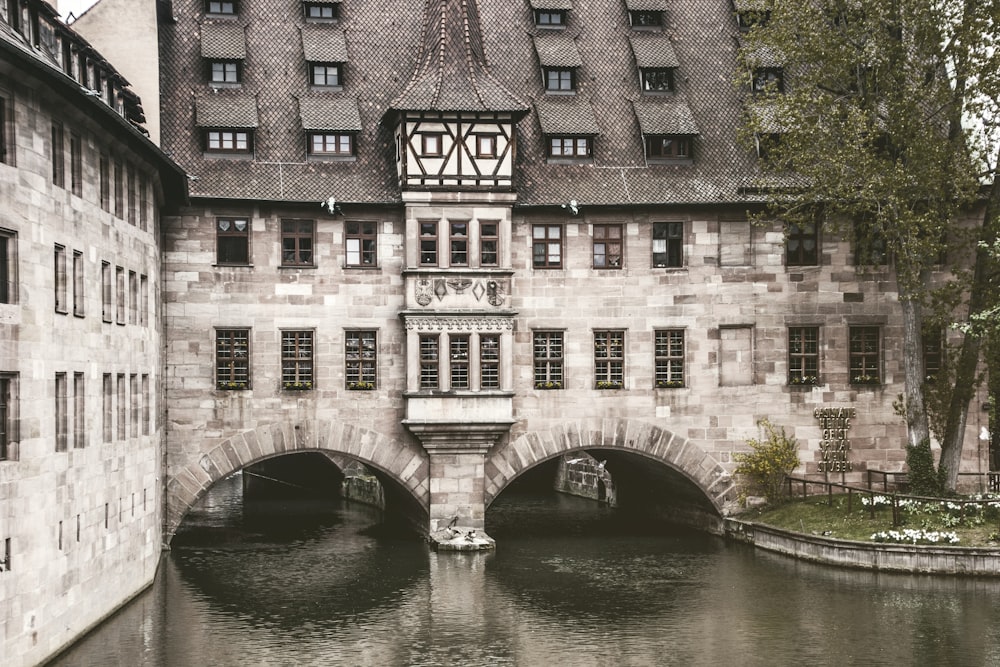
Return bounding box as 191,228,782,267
0,1,186,664
0,0,993,663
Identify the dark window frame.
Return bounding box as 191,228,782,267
786,221,819,266
308,132,354,157
304,1,338,21
630,10,663,27
280,219,315,267
652,221,683,268
752,67,785,94
0,228,16,304
345,330,377,389
208,60,241,84
849,326,881,385
69,133,82,196
645,135,691,160
204,128,253,154
216,328,250,389
654,329,685,388
594,330,625,388
206,0,237,15
421,133,443,157
535,10,566,27
533,331,564,389
0,372,16,460
419,221,438,266
480,221,499,266
532,224,563,269
50,122,64,187
450,221,468,266
788,326,820,385
641,68,675,92
216,217,251,265
281,329,314,389
547,136,592,159
592,223,623,269
345,220,377,267
544,67,576,92
309,62,342,87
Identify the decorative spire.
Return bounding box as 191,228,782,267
391,0,527,114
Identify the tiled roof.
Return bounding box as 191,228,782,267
632,100,699,135
301,27,349,62
159,0,763,205
200,23,246,60
628,35,680,69
532,33,583,68
623,0,670,10
303,0,341,4
195,96,259,127
746,102,785,133
535,99,600,135
298,97,363,131
528,0,574,11
738,37,784,67
732,0,771,11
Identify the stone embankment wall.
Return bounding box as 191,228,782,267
554,453,617,506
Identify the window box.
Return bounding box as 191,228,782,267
656,379,684,389
535,380,562,390
595,380,623,390
347,381,375,391
217,381,248,390
283,380,313,390
788,375,818,386
851,375,880,386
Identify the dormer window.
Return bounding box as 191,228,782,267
641,68,674,93
545,68,575,93
535,10,566,27
209,60,241,85
205,129,252,153
206,1,236,15
630,11,662,28
645,135,691,160
548,136,592,159
304,1,339,21
310,63,342,87
752,67,784,94
309,132,354,157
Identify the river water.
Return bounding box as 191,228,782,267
50,473,1000,666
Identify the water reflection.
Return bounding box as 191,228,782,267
49,474,1000,667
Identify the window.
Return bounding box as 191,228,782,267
345,330,376,389
139,274,148,326
786,221,819,266
281,220,314,266
421,133,443,156
480,221,498,266
207,1,236,14
481,334,500,389
51,123,64,187
641,68,674,92
101,262,112,322
0,228,15,304
127,164,137,225
281,330,314,389
53,245,67,313
593,224,623,269
217,217,250,265
310,63,341,87
419,335,439,389
631,11,662,27
70,133,82,196
655,330,685,388
545,68,575,92
849,326,880,385
304,2,338,20
533,331,564,389
752,67,784,94
923,328,943,382
209,61,240,84
535,10,565,27
73,372,85,448
128,271,137,324
114,159,124,218
116,373,125,439
450,335,470,389
99,154,110,210
336,221,375,268
205,129,252,153
532,224,563,268
475,134,496,158
450,222,468,266
645,135,691,160
594,331,624,388
652,222,683,268
130,374,138,437
115,266,125,324
55,372,67,452
216,328,250,389
309,132,354,156
788,327,819,385
102,373,112,442
0,92,13,165
0,373,16,460
72,250,83,317
141,374,150,435
547,136,591,158
420,221,438,265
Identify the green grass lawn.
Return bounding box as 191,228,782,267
737,493,1000,547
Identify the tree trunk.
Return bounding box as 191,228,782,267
900,292,930,450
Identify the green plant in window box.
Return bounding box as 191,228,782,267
535,380,562,389
348,381,375,390
656,379,684,388
283,380,313,390
851,374,880,385
596,380,623,389
789,375,817,386
218,381,247,390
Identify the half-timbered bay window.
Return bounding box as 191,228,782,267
309,132,353,156
303,0,339,21
345,330,376,389
788,326,819,385
533,331,563,389
652,221,682,268
345,221,377,267
594,331,625,389
216,328,250,389
655,329,684,388
281,330,314,389
419,335,439,389
532,224,563,268
281,219,314,266
217,217,250,265
786,221,818,266
593,224,623,269
849,326,880,385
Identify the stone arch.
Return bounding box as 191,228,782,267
164,420,429,542
484,418,736,514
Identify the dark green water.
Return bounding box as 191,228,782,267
50,474,1000,666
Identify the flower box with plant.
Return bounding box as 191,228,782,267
282,380,313,390
789,375,818,386
347,381,375,391
535,380,562,390
217,380,248,390
851,374,880,385
595,380,623,390
656,379,684,388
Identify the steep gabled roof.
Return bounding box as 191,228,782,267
390,0,528,114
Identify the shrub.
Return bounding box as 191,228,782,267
734,419,800,505
906,438,946,497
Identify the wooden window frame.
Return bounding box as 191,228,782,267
535,10,565,27
641,68,674,92
280,219,315,267
0,228,16,304
450,221,468,266
205,129,253,154
345,220,377,267
419,221,438,266
281,330,314,389
309,62,341,87
849,326,881,385
544,68,575,92
786,221,819,266
216,328,250,389
345,330,377,389
592,224,623,269
308,132,354,156
216,217,250,265
533,331,564,389
788,326,820,385
304,2,338,21
532,224,563,268
594,330,625,388
654,329,685,388
652,221,683,268
645,135,691,160
419,334,439,390
480,221,499,266
547,136,592,159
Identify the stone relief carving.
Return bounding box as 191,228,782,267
404,316,514,332
413,277,508,307
416,279,433,306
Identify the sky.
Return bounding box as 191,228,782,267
58,0,99,22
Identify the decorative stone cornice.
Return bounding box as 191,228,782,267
402,314,515,332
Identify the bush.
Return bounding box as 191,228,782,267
734,419,801,505
906,438,946,497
